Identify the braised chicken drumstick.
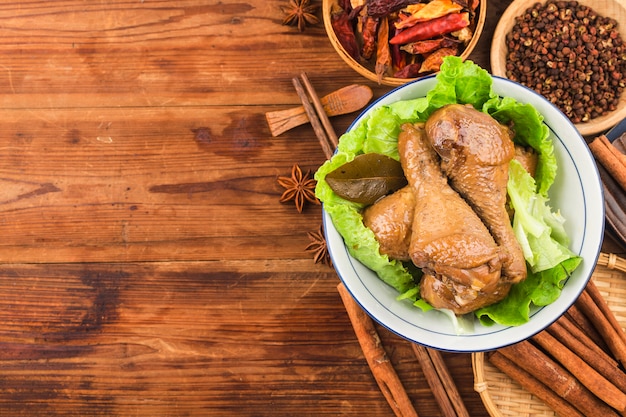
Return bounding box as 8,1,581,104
362,186,415,262
425,104,527,284
398,123,510,314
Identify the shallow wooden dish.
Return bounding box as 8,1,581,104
472,254,626,417
322,0,486,87
491,0,626,137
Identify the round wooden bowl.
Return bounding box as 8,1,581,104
491,0,626,137
472,254,626,417
322,0,486,87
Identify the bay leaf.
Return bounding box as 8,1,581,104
326,153,407,204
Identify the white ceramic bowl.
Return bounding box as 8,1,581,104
324,75,605,352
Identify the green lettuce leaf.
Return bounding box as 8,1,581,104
507,159,575,273
484,97,556,195
476,256,582,326
386,56,496,122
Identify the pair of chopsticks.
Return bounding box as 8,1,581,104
412,344,470,417
291,73,337,160
294,74,470,417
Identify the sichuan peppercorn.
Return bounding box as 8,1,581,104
505,0,626,124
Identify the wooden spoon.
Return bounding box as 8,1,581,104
265,84,373,137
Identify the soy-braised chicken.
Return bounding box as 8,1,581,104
398,123,510,314
362,186,415,262
360,106,532,314
425,104,527,283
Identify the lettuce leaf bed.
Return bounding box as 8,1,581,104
315,57,582,327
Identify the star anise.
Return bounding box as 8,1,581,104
305,224,331,266
281,0,319,32
278,164,319,213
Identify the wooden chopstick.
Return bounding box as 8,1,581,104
291,76,334,160
412,344,470,417
412,344,456,417
299,72,339,149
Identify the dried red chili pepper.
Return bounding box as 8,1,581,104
396,0,463,29
332,10,361,60
375,17,391,82
401,37,459,54
330,0,480,81
361,16,379,60
389,12,469,45
338,0,353,12
390,24,406,71
394,62,422,78
367,0,413,18
451,0,478,9
419,46,458,72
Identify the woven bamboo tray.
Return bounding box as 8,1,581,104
472,253,626,417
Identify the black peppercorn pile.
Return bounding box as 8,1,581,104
505,0,626,124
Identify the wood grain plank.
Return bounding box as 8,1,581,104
0,0,491,109
0,0,386,109
0,105,339,262
0,260,485,416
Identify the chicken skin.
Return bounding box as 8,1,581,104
425,104,527,284
362,186,415,262
398,123,510,314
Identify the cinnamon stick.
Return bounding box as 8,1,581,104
595,134,626,166
424,347,469,417
532,330,626,412
589,134,626,192
411,344,469,417
577,289,626,367
498,340,620,417
291,76,334,160
488,351,585,417
549,319,625,391
337,283,419,417
585,279,626,347
556,314,618,368
566,303,609,352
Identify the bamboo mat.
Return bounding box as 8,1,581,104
472,253,626,417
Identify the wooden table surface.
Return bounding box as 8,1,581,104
0,1,622,416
